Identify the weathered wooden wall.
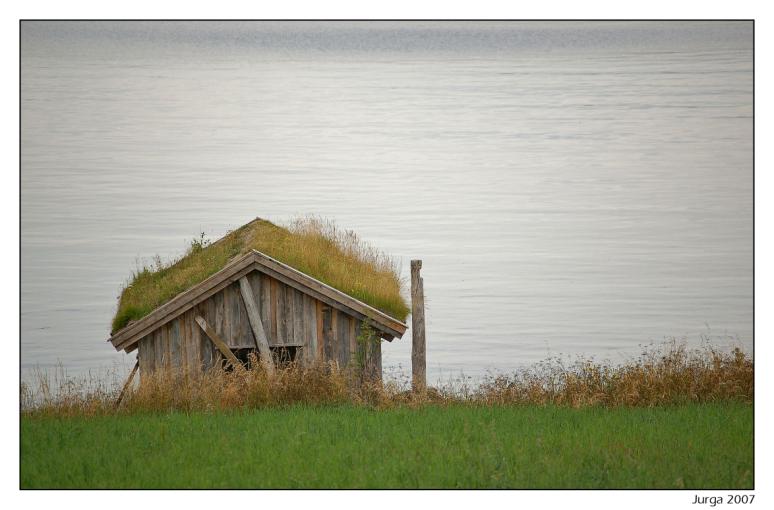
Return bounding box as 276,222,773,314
137,269,381,378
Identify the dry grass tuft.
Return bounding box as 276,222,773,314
111,217,408,334
21,341,752,418
473,341,753,407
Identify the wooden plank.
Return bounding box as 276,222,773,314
215,288,224,335
210,299,223,368
304,294,314,364
114,360,140,408
223,284,233,347
411,260,426,392
293,289,304,352
259,273,272,344
138,336,152,377
354,319,364,372
322,305,334,364
238,276,275,374
179,310,189,372
287,285,296,346
248,271,262,313
170,319,181,368
195,315,240,368
153,329,163,372
270,278,279,344
276,281,287,345
349,317,357,365
371,335,382,381
202,299,216,370
315,300,324,361
187,309,201,372
198,303,213,370
337,311,350,368
284,284,296,346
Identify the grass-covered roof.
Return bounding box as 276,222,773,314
111,217,409,334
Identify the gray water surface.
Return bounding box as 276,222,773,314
21,21,753,384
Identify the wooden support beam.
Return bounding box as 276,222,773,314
195,315,241,368
238,276,276,374
115,360,139,409
411,260,426,393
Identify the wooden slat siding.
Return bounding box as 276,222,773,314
170,318,181,368
270,278,279,345
293,289,304,353
316,300,324,362
179,311,188,373
249,251,407,338
259,273,272,344
231,283,243,348
138,336,152,378
247,271,262,308
209,297,223,369
353,320,364,374
187,309,201,373
372,336,382,380
149,331,159,371
337,312,350,368
152,329,162,372
110,253,256,350
349,317,357,366
195,303,211,370
285,283,296,346
329,308,337,365
304,294,317,365
299,293,311,365
222,283,233,347
322,305,334,363
276,280,288,345
180,310,190,372
201,300,215,370
212,290,223,369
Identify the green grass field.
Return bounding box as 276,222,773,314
21,402,752,489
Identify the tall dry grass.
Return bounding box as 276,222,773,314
21,341,752,418
112,216,408,334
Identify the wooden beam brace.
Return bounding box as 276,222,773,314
238,276,276,374
114,360,140,409
195,315,241,368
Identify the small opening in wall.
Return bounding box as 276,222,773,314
271,346,299,367
222,346,300,371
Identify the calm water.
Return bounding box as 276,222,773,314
21,21,753,384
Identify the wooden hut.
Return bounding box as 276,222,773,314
108,249,407,380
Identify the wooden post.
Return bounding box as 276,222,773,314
411,260,426,393
115,360,139,409
238,276,276,374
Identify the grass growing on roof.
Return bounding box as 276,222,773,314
111,217,409,334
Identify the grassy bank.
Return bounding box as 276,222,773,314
21,402,752,489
